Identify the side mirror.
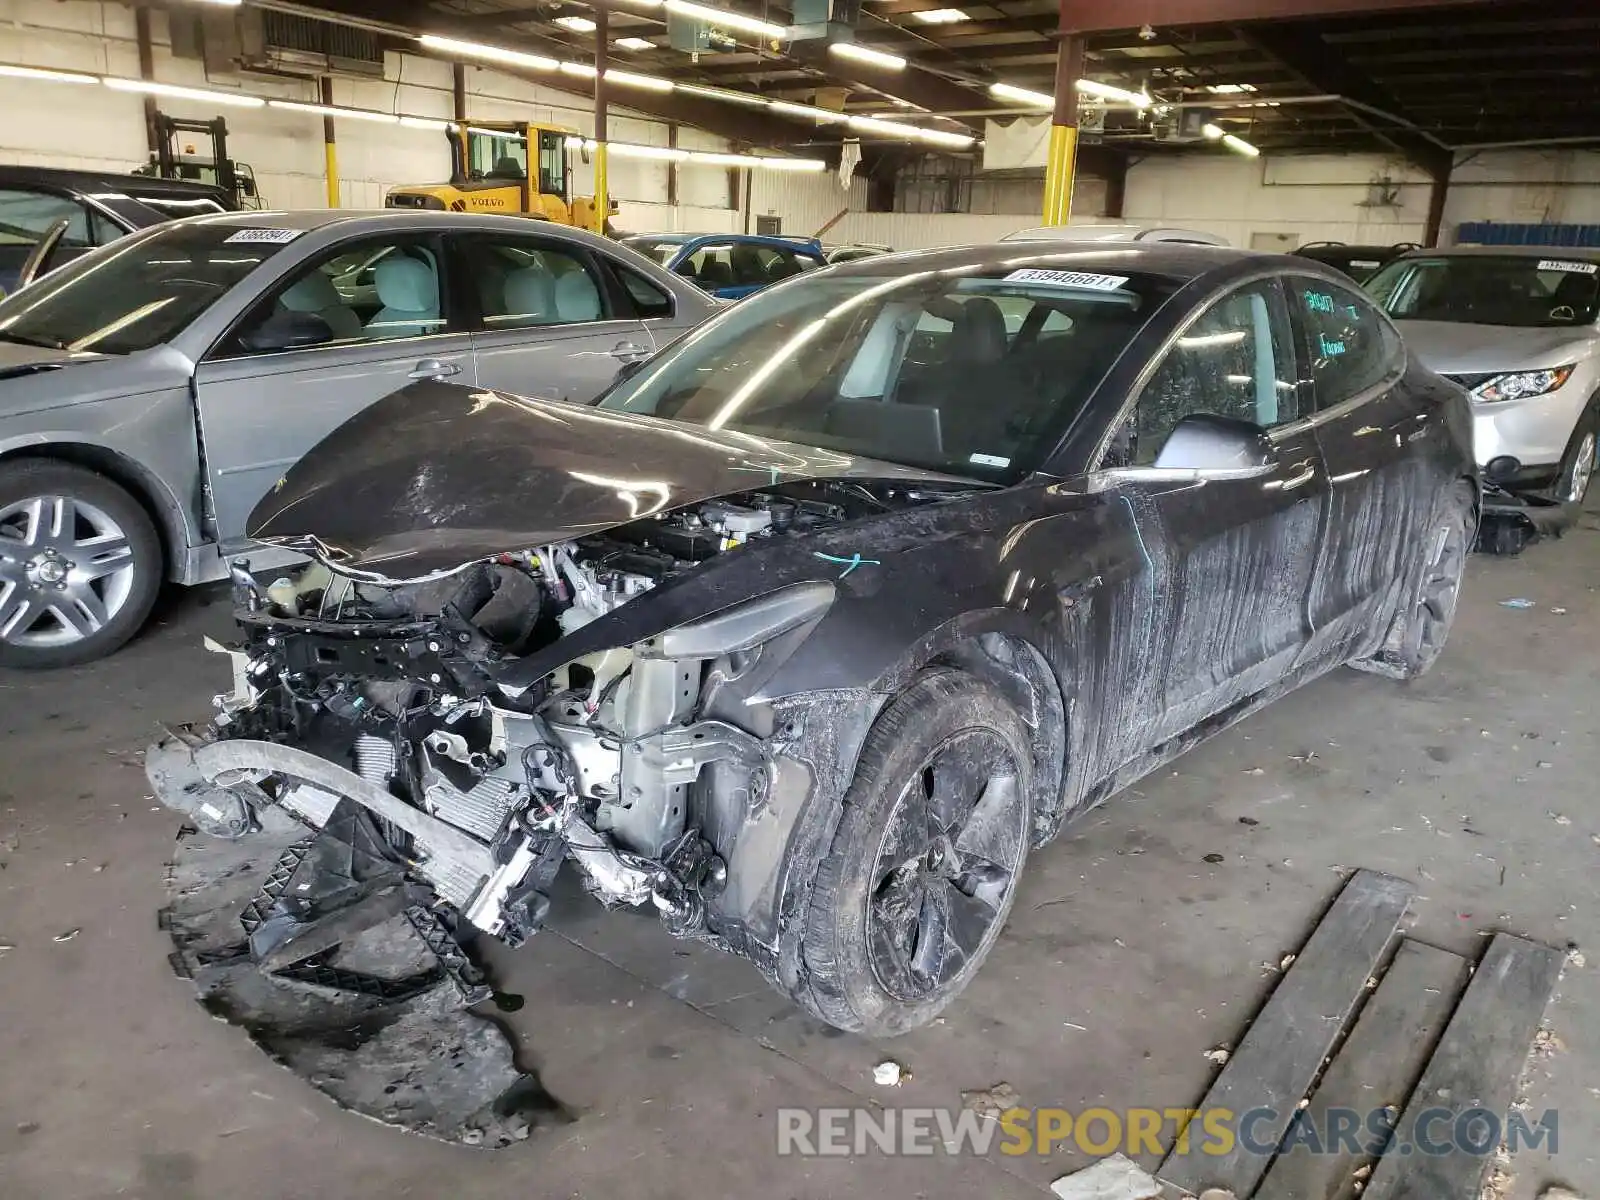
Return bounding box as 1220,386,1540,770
238,310,335,353
1154,413,1275,472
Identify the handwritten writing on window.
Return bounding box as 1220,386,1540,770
1303,290,1335,314
1320,333,1347,357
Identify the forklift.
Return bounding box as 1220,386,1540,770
136,112,265,210
386,120,615,231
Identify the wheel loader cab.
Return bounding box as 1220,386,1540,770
385,121,615,230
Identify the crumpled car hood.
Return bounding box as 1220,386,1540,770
247,379,973,580
1397,320,1595,375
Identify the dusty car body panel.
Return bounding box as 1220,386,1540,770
248,381,980,578
150,244,1477,1034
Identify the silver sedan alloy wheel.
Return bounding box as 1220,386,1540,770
0,494,138,648
1566,430,1596,505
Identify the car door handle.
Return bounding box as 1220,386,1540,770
610,341,651,362
409,358,461,380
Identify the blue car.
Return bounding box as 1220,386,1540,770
621,232,826,300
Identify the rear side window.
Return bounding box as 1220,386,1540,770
616,264,674,319
0,188,95,248
1290,276,1403,408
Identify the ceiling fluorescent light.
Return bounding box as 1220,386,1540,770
104,78,264,107
615,37,655,50
1206,82,1256,94
1075,78,1150,108
912,8,968,22
769,98,848,122
399,115,452,130
679,82,768,106
605,68,674,92
0,64,99,84
748,156,826,172
663,1,787,40
829,42,907,70
555,15,597,31
1202,122,1224,139
989,81,1052,108
1222,132,1260,157
188,0,242,6
561,61,597,76
684,150,748,167
270,100,398,123
849,113,971,147
418,34,560,73
609,142,689,161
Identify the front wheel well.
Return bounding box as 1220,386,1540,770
0,445,181,579
932,633,1068,845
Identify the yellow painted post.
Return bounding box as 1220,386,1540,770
1041,33,1084,226
593,142,609,235
593,5,609,234
320,78,339,209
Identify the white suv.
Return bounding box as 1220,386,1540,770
1367,247,1600,520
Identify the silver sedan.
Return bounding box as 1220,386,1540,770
0,210,716,668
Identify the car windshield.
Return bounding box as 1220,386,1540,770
598,264,1177,481
0,222,286,354
622,237,683,266
1367,254,1600,328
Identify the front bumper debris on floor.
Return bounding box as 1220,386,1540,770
160,801,571,1147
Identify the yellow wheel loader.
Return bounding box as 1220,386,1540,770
386,121,616,232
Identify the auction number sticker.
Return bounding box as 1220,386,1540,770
1537,259,1598,275
224,228,304,245
1003,268,1129,291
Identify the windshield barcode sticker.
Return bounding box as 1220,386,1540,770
224,228,303,245
970,453,1012,468
1002,268,1129,291
1537,259,1598,275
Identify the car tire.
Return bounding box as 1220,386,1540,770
0,460,162,670
1350,480,1475,682
793,668,1033,1036
1549,404,1599,529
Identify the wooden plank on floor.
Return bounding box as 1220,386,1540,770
1254,940,1471,1200
1362,933,1565,1200
1157,869,1415,1199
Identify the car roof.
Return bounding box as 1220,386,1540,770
823,240,1262,283
1000,222,1230,247
0,164,230,199
149,209,634,249
630,231,822,249
1396,245,1600,262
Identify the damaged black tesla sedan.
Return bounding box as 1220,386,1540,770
150,244,1477,1036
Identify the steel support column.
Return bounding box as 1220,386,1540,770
1424,159,1452,247
1041,33,1083,225
592,6,610,235
321,77,340,208
135,7,159,156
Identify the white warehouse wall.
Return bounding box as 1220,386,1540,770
0,0,747,218
3,1,1595,251
1123,151,1600,249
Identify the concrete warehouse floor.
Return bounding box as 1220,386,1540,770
0,513,1596,1200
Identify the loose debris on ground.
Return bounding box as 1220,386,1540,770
1048,1152,1163,1200
960,1081,1021,1121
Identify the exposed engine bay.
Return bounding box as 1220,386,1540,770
151,480,924,961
